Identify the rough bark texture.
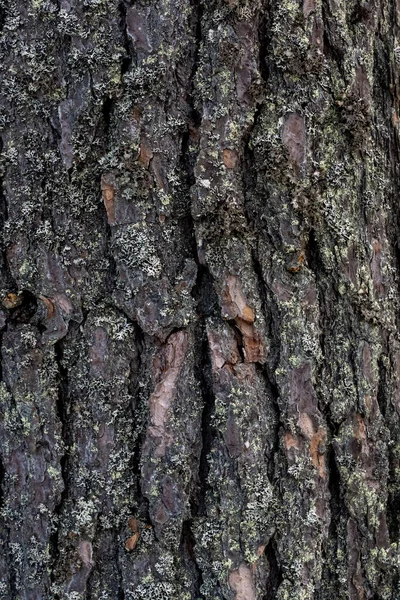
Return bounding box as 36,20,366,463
1,0,400,598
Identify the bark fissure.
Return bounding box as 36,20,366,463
258,0,271,85
193,314,216,518
115,541,126,600
1,0,400,598
49,337,71,582
249,252,282,485
118,0,132,76
262,537,283,600
181,518,205,599
0,140,15,295
183,0,211,520
106,302,151,528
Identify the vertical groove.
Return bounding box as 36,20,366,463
191,265,218,519
118,0,133,76
49,336,71,583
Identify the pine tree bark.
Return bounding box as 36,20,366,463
1,0,400,598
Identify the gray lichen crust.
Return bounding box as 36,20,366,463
0,0,400,598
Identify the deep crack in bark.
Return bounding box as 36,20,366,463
118,0,133,76
49,337,71,584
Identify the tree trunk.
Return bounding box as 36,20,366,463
0,0,400,598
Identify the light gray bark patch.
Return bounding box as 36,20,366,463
126,6,153,55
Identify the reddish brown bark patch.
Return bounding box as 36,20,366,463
221,275,265,363
222,275,255,323
310,428,326,478
285,432,300,450
286,250,305,273
78,541,94,566
229,563,256,600
101,174,116,225
38,295,55,318
2,292,23,309
125,532,140,551
207,326,241,370
138,139,153,169
148,330,189,456
223,148,239,169
282,113,306,169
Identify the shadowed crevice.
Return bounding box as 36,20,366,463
320,0,346,75
258,0,272,85
115,534,126,600
191,265,218,518
49,336,71,585
182,0,216,535
263,537,283,600
250,252,282,481
0,141,16,294
102,95,114,137
130,323,153,528
118,0,133,75
319,442,344,595
377,354,387,418
181,519,205,599
255,363,281,483
106,304,152,530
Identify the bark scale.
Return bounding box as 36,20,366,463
0,0,400,598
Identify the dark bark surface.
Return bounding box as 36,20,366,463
1,0,400,598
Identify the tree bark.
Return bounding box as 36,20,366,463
1,0,400,598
